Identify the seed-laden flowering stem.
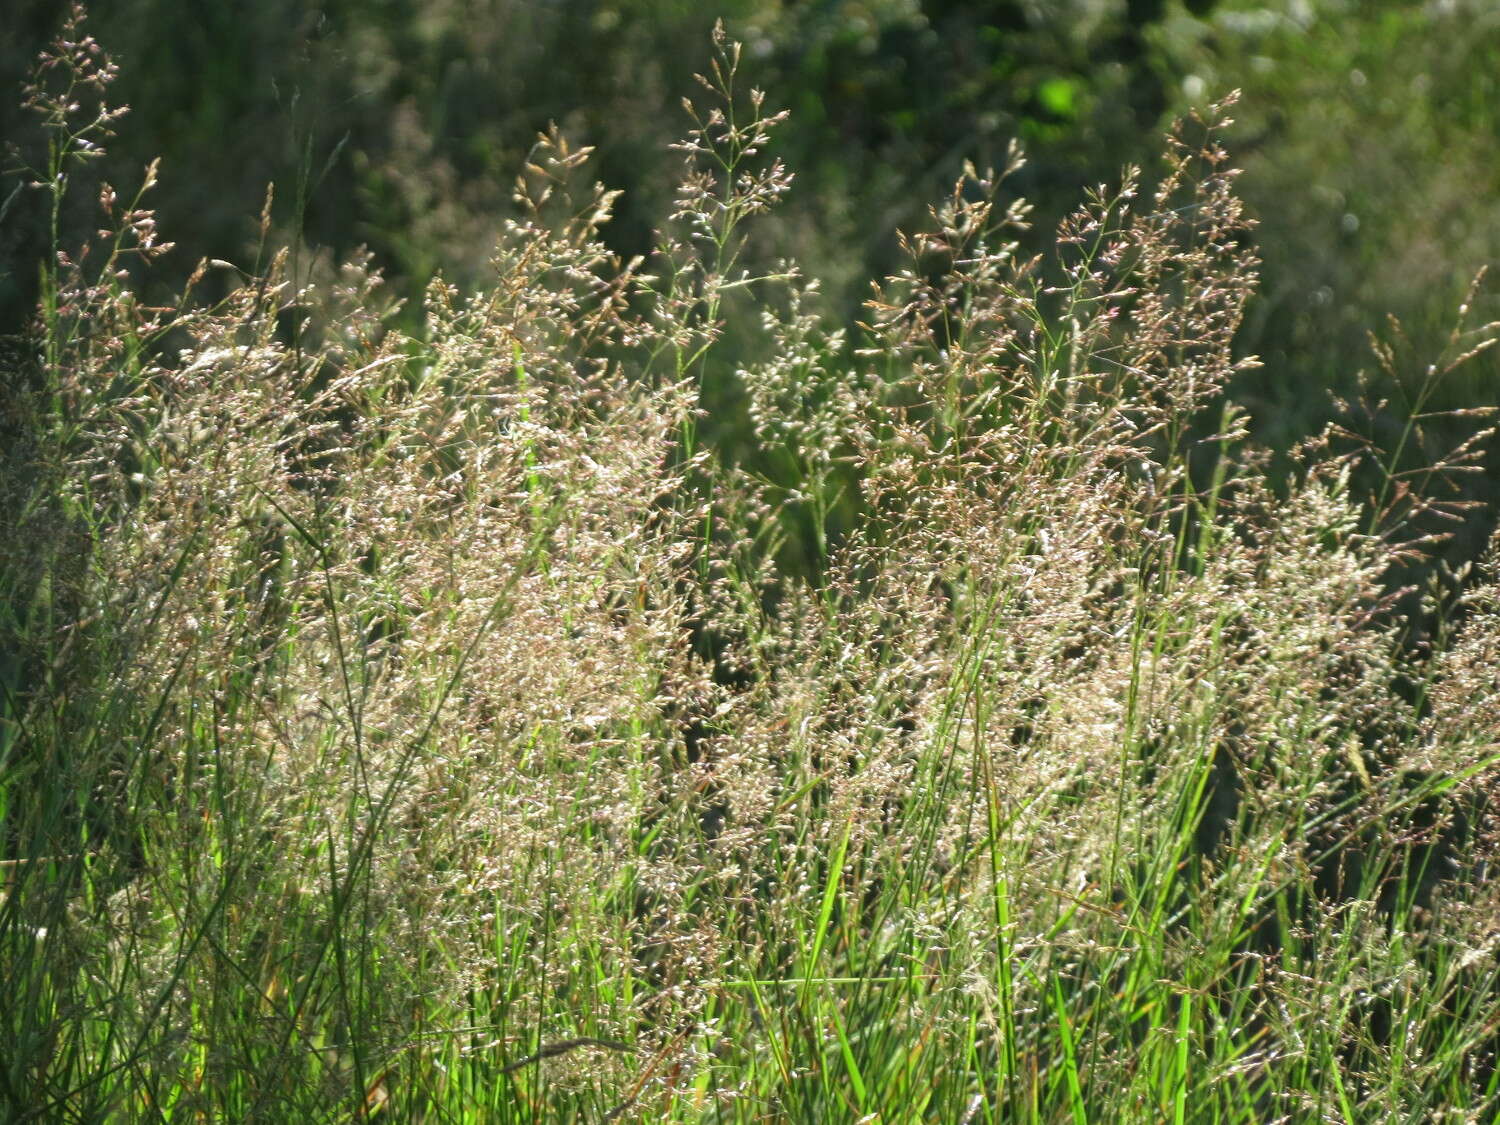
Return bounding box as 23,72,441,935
7,11,1500,1123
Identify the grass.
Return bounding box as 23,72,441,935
5,9,1500,1122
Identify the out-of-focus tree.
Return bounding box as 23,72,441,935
5,0,1497,514
1170,0,1500,445
2,0,1191,328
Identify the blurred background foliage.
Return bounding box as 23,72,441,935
4,0,1499,550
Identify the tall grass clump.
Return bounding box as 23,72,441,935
5,10,1500,1122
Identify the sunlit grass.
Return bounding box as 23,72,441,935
4,10,1500,1123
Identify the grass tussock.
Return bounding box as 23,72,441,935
5,11,1500,1122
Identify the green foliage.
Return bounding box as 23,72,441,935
5,9,1500,1123
8,1,1496,471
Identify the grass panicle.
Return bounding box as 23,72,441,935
4,10,1500,1122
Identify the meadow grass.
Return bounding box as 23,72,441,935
5,11,1500,1122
